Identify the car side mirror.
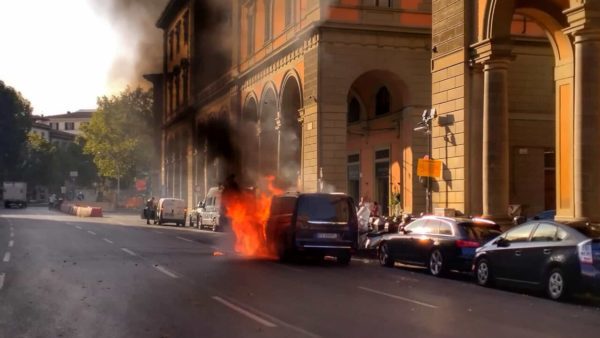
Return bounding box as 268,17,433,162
496,238,510,248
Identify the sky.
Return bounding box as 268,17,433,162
0,0,129,116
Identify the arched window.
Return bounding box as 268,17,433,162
375,87,390,116
348,97,361,123
264,0,273,42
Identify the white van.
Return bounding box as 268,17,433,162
156,198,187,226
194,187,223,231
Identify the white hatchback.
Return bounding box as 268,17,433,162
156,198,187,226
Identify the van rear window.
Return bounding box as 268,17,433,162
297,195,351,223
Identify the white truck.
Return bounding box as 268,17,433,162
2,182,27,208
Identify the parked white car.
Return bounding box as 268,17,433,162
156,198,187,226
190,187,223,231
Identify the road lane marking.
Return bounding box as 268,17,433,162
3,252,10,263
176,236,193,243
10,232,14,238
212,296,277,328
121,248,137,256
154,265,179,279
0,273,4,290
75,226,82,230
358,286,438,309
87,231,97,235
8,240,14,248
103,238,114,244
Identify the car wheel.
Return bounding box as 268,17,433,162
429,249,446,277
476,258,493,287
337,252,351,266
158,217,163,225
546,267,570,301
378,243,394,268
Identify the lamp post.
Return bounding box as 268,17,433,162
414,109,437,214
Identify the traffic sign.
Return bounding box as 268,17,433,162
417,158,443,178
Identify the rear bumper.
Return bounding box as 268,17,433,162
295,239,356,254
579,265,600,293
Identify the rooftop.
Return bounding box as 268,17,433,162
48,109,95,119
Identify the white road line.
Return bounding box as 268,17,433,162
212,296,277,328
3,252,11,263
0,273,4,290
121,248,137,256
87,231,97,235
176,236,193,243
75,226,82,230
358,286,438,309
154,265,179,279
9,232,14,238
103,238,114,244
8,240,14,248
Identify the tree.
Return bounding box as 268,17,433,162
0,81,33,181
81,87,155,204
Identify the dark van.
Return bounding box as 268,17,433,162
265,193,359,265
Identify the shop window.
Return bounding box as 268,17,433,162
347,154,360,204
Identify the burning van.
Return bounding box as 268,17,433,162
264,193,359,265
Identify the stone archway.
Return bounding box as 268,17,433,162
473,0,593,221
279,72,303,189
259,85,278,176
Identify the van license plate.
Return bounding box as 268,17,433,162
316,233,338,239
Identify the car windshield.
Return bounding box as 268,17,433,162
459,223,501,242
297,195,351,223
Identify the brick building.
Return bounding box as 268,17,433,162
156,0,435,215
430,0,600,223
155,0,600,222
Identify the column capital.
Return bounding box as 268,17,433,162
297,108,306,124
470,39,514,66
564,3,600,38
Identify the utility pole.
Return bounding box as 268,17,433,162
414,109,437,214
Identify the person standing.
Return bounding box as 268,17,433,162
145,197,156,225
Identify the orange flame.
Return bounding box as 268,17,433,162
224,176,283,257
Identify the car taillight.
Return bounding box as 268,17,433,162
578,239,593,264
456,240,480,248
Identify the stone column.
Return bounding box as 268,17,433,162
468,63,484,216
482,57,511,220
572,30,600,222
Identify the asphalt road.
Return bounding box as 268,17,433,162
1,207,599,338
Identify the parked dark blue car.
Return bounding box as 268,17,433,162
474,220,600,300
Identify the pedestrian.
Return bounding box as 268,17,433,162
145,196,156,225
371,201,380,217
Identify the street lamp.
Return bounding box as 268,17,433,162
413,108,437,214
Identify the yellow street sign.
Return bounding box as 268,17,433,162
417,159,443,178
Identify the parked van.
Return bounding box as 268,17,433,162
190,187,223,231
156,198,187,226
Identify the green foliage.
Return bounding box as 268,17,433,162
0,81,33,180
18,134,98,191
81,87,155,184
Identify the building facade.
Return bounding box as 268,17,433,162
430,0,600,223
155,0,600,223
46,109,94,136
156,0,435,214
